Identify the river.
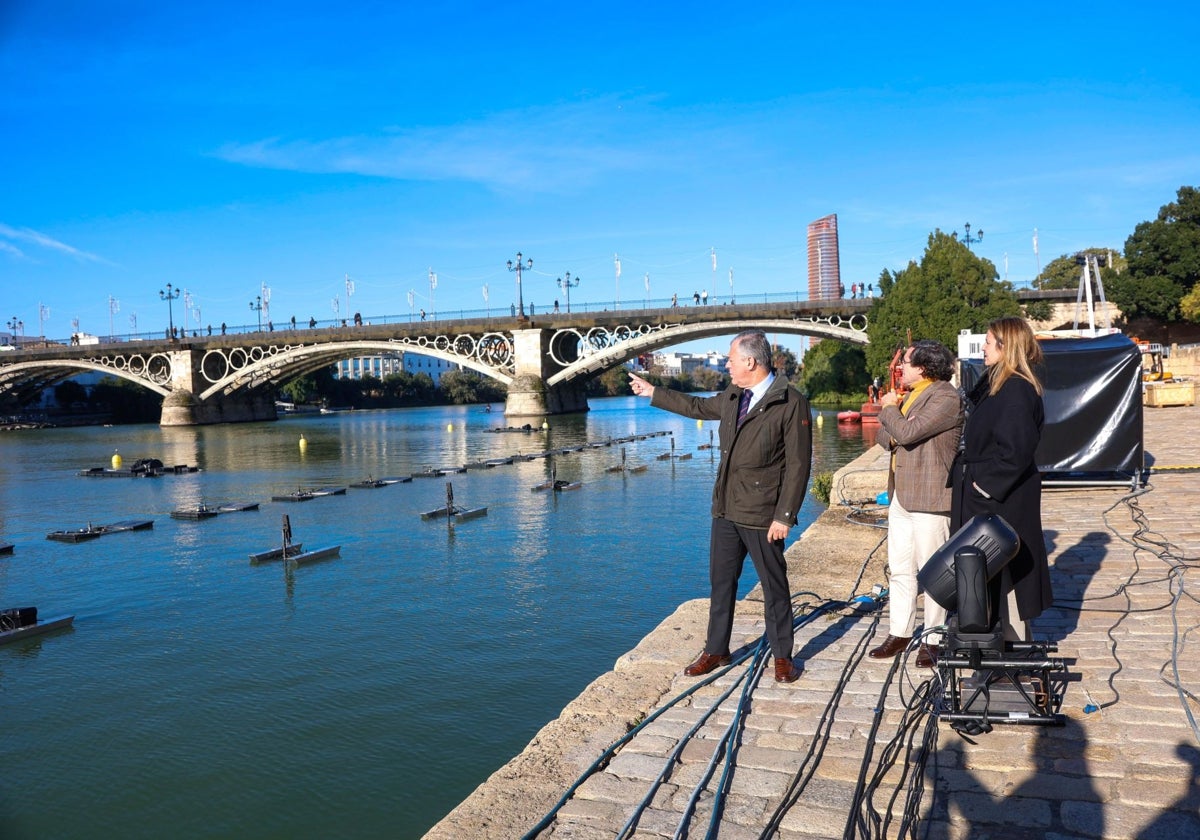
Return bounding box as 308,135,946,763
0,397,875,838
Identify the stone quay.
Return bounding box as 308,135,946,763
427,398,1200,839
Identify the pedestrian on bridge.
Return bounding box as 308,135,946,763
628,329,812,683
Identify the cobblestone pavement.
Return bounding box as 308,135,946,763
529,401,1200,840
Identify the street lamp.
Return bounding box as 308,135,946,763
956,222,984,249
249,295,263,330
557,271,580,313
7,317,23,336
507,252,532,317
160,283,181,338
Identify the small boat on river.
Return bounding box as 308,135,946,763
0,542,14,555
0,608,74,646
271,489,315,502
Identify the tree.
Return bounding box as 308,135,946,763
865,230,1020,375
439,370,506,404
1109,186,1200,321
1035,248,1125,290
54,379,88,408
771,344,799,378
798,339,870,403
1182,283,1200,323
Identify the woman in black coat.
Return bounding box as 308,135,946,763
951,316,1052,641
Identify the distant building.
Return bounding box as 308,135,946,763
653,351,728,376
807,213,841,301
333,352,460,385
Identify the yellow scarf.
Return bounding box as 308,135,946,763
889,378,934,480
900,377,933,416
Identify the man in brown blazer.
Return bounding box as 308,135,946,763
869,340,963,668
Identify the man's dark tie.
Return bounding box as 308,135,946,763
737,389,752,424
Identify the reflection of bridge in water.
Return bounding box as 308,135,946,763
0,291,1073,426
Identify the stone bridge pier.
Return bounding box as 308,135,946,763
505,328,589,418
159,348,277,427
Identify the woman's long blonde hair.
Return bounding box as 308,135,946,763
986,316,1044,396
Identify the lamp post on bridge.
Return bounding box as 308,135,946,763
160,283,181,338
249,295,263,330
7,317,23,337
507,252,532,317
557,271,580,313
956,222,984,249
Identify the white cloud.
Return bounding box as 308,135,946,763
0,223,109,264
212,98,709,192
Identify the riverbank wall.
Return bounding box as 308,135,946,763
426,401,1200,839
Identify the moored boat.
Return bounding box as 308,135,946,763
837,410,862,423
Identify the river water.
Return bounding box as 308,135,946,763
0,397,875,838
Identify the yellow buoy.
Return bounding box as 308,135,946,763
111,450,122,469
696,419,703,428
447,423,453,432
299,435,308,452
816,414,824,426
541,420,549,430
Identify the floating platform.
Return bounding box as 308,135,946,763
531,480,582,492
78,459,201,478
170,505,219,520
0,611,74,646
47,519,153,542
420,505,488,521
172,502,259,520
349,477,410,488
249,543,305,564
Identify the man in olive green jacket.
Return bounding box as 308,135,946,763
629,329,812,683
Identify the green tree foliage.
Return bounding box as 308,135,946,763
771,343,799,377
439,369,506,404
1111,186,1200,321
1181,283,1200,323
691,366,728,392
590,365,635,396
1035,248,1125,290
799,339,870,404
866,230,1020,375
54,379,88,407
89,377,163,423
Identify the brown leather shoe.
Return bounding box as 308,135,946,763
684,651,731,676
774,657,801,683
868,635,912,659
915,643,938,668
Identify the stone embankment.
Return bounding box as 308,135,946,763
427,401,1200,840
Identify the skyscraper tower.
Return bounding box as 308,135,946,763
807,214,841,301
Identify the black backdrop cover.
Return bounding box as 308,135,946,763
960,333,1143,477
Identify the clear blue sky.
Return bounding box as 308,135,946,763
3,1,1198,344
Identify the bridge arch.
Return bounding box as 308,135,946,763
544,315,868,387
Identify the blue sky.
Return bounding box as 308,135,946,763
2,1,1198,347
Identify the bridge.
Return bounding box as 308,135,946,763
0,290,1083,426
